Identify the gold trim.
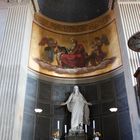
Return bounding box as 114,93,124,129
34,10,115,35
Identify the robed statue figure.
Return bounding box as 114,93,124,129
61,85,92,132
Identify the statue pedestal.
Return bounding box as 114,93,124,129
65,130,87,140
65,135,87,140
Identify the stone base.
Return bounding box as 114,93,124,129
68,129,84,136
65,128,87,140
65,135,87,140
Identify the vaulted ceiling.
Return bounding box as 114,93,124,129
37,0,110,22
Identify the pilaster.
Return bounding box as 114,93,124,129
0,2,34,140
115,1,140,139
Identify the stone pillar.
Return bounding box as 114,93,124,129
0,1,33,140
115,1,140,139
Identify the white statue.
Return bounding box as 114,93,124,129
61,85,92,131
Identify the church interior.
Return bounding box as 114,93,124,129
0,0,140,140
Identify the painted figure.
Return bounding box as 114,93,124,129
57,40,88,68
39,37,57,63
61,85,92,131
89,37,107,66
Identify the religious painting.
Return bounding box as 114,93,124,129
28,11,122,78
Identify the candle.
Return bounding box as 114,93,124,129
57,121,60,130
95,136,99,140
85,125,87,133
93,120,95,129
64,125,67,133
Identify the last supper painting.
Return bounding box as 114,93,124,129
29,11,122,78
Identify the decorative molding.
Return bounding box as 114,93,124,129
34,11,115,35
28,66,123,84
32,0,39,12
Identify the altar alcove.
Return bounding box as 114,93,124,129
22,72,132,140
21,0,132,140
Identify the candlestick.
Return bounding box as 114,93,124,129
93,120,95,129
85,125,87,133
57,121,60,130
64,125,67,134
